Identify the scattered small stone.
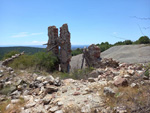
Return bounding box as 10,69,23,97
45,85,58,94
114,77,128,86
103,87,115,97
81,104,91,113
36,76,46,82
62,88,67,93
130,83,138,88
57,101,63,106
88,77,96,82
0,74,4,78
7,67,13,72
127,69,135,75
143,75,149,80
114,106,127,113
6,104,14,110
11,99,20,104
55,110,63,113
43,94,52,104
124,74,130,78
17,85,23,91
49,106,59,112
25,102,36,109
54,77,61,86
5,81,12,85
0,70,4,73
44,105,51,110
46,75,55,84
73,91,81,96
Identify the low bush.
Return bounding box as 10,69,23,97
71,48,83,56
138,36,150,44
34,52,58,71
8,52,58,72
8,54,34,70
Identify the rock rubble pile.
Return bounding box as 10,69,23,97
0,54,150,113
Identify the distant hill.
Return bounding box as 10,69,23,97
0,47,45,60
0,45,89,60
0,45,89,50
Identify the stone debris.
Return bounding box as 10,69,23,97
0,52,149,113
49,106,59,112
114,76,128,86
130,83,139,88
103,87,115,97
114,106,127,113
88,77,96,82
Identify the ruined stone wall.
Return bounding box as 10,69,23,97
47,26,59,56
47,24,71,72
84,44,101,67
83,44,119,68
2,52,24,66
59,24,71,72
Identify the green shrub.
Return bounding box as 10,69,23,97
138,36,150,44
97,42,112,52
144,70,149,77
34,52,58,71
114,41,125,45
124,40,133,45
8,54,34,69
72,48,83,56
8,52,58,72
3,51,19,60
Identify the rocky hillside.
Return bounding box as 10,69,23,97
101,44,150,64
0,57,150,112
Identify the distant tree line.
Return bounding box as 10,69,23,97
0,36,149,61
96,36,150,52
0,47,45,60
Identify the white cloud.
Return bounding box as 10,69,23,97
113,32,117,35
12,32,28,38
31,41,47,45
31,32,43,35
11,32,44,38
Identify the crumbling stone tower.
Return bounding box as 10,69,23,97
60,24,71,72
47,26,59,70
83,44,101,68
46,24,71,72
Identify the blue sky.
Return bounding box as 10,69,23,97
0,0,150,46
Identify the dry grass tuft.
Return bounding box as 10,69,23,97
0,97,25,113
101,84,150,112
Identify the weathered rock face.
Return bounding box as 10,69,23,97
60,24,71,72
84,44,101,67
47,24,71,72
